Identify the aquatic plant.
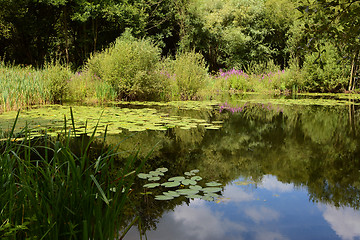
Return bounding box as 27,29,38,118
0,103,223,139
138,168,223,201
0,109,146,239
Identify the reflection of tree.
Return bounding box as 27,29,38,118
214,104,360,210
99,103,360,234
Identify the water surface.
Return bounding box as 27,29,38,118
1,95,360,239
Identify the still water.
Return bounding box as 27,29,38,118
120,98,360,240
126,175,360,240
1,96,359,239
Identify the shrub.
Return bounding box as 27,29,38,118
166,51,209,100
301,42,348,92
42,62,72,103
86,30,165,100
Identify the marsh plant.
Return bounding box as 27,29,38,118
0,110,146,239
0,60,72,112
210,62,300,93
138,168,223,201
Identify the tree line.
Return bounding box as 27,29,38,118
0,0,359,89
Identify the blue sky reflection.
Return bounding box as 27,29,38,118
125,175,360,240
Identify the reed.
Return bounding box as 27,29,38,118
0,63,50,112
0,109,146,239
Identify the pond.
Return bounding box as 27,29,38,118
1,94,360,240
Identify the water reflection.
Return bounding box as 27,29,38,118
320,205,360,240
110,101,360,239
127,175,359,240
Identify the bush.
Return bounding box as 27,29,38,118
166,51,209,100
86,30,165,100
301,42,348,92
42,62,72,103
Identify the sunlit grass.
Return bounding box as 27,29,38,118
0,109,146,239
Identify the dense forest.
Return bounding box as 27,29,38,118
0,0,360,106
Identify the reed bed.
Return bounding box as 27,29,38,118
0,64,51,112
0,110,145,239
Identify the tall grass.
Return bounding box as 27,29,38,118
0,110,146,239
0,63,49,112
0,61,72,112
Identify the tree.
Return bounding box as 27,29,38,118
297,0,360,90
0,0,179,68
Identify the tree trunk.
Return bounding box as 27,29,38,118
63,5,69,65
349,50,359,91
349,57,355,91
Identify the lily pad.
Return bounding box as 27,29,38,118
163,191,180,197
201,195,215,201
191,176,202,181
185,194,202,199
205,182,222,187
155,195,174,200
205,126,221,130
161,181,181,188
204,192,220,198
202,187,222,193
148,176,161,181
168,176,185,182
143,183,160,188
149,171,163,176
182,179,197,185
156,167,168,173
138,173,151,179
190,169,200,174
189,185,202,190
176,189,199,195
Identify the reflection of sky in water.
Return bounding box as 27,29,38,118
125,175,360,240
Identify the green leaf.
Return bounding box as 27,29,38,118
148,176,161,181
185,194,202,199
191,176,202,181
168,176,185,182
137,173,150,179
156,167,168,173
202,187,222,193
176,189,199,195
155,195,174,200
163,191,180,197
161,181,181,188
182,179,197,185
205,182,222,187
143,183,160,188
189,185,202,190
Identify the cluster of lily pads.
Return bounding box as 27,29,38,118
138,168,223,201
0,103,223,140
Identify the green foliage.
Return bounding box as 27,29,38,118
86,31,166,100
0,111,144,239
0,62,50,112
42,62,72,103
68,71,117,103
180,0,298,70
301,42,348,92
166,51,209,100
